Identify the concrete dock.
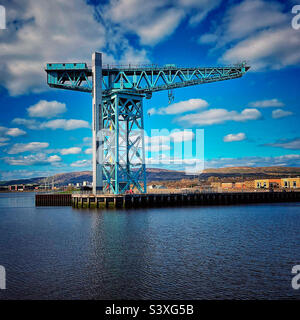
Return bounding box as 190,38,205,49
36,191,300,208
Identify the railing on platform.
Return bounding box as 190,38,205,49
71,188,292,196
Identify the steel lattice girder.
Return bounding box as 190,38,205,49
101,92,146,194
45,63,250,95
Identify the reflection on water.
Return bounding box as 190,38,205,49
0,192,299,299
0,192,34,208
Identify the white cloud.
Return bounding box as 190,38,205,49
28,100,66,118
223,133,246,142
146,154,204,170
147,108,156,116
0,126,26,137
60,147,82,155
107,1,178,45
221,27,300,71
198,33,218,44
13,118,90,130
272,109,293,119
0,0,222,95
0,169,47,180
220,0,286,44
181,0,222,26
84,148,93,155
42,119,90,130
0,126,6,134
12,118,41,130
48,155,61,163
7,142,49,154
0,143,9,147
248,98,284,108
145,144,171,152
118,47,149,64
199,0,300,71
145,130,194,145
0,135,9,147
151,98,208,115
0,0,106,95
70,159,92,167
2,153,61,166
0,0,148,95
5,128,26,137
145,135,170,145
144,130,195,155
206,154,300,168
170,130,194,142
137,8,184,45
177,108,261,125
265,138,300,150
106,0,220,45
83,137,92,143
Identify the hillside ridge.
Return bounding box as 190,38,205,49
1,166,300,186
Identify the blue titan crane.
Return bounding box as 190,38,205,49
45,52,250,195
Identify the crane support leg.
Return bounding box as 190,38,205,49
101,92,147,194
92,52,103,194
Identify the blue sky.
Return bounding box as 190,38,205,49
0,0,300,180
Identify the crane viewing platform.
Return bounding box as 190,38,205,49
45,52,250,195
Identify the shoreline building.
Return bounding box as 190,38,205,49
255,179,281,189
281,177,300,189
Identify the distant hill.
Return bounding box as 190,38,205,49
0,176,46,186
1,166,299,186
203,166,300,174
0,168,192,186
200,166,300,180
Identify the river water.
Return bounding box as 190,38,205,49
0,192,299,299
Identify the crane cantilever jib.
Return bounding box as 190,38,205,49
45,63,250,94
45,52,250,195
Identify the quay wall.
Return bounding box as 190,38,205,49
35,192,300,208
35,193,72,206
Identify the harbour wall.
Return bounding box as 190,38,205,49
35,192,300,208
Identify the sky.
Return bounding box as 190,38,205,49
0,0,300,180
